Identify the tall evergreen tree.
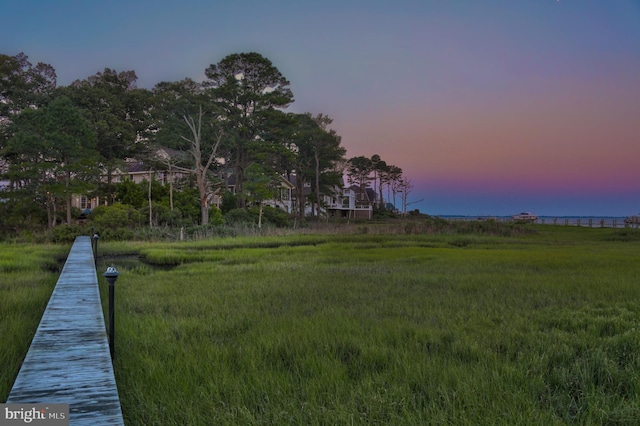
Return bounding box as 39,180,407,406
370,154,388,208
204,52,294,207
309,114,346,217
347,156,374,190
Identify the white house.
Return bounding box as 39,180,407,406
325,185,375,219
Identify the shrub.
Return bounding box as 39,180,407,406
224,208,257,226
115,180,146,208
171,188,200,222
93,227,135,241
223,206,290,228
219,191,237,214
259,206,291,227
208,206,225,227
90,203,144,230
373,204,399,219
48,225,88,243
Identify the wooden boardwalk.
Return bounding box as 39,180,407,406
7,236,124,425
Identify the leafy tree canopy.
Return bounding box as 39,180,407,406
0,52,56,117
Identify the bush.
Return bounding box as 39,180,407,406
208,206,225,226
171,188,200,222
373,204,399,219
115,180,146,208
149,202,204,228
48,225,89,243
259,206,291,227
219,191,237,214
224,208,256,226
224,206,291,228
95,227,135,241
90,203,144,230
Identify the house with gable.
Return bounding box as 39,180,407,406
287,173,375,219
324,185,375,219
211,168,295,213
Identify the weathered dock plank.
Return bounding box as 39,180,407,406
7,236,124,425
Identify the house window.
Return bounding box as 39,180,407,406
81,196,88,210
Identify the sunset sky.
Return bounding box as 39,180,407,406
2,0,639,216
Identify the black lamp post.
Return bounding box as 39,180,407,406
102,266,119,361
93,233,99,267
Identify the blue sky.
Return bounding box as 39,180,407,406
2,0,640,216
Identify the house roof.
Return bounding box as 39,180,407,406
123,161,148,174
221,169,295,189
345,185,376,202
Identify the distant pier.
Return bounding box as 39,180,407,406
7,236,124,425
445,216,632,228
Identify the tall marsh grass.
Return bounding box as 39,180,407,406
4,226,640,423
100,227,640,424
0,244,64,399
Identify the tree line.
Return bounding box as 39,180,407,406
0,51,413,235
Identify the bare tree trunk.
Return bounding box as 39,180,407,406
399,177,413,215
66,171,73,225
66,195,72,225
148,169,153,227
51,197,57,227
106,168,114,206
296,176,306,219
182,106,223,225
169,167,174,211
235,153,246,208
314,151,321,218
392,187,398,212
46,193,54,229
201,194,209,225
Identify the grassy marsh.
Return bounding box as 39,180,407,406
101,226,640,424
0,244,64,399
3,225,640,424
